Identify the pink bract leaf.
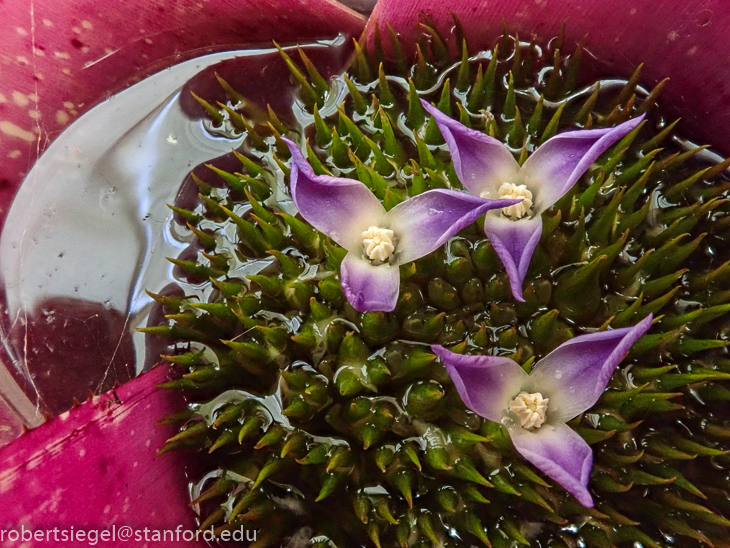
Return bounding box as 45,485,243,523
0,365,203,546
367,0,730,154
0,0,366,225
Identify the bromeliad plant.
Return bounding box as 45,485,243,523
147,20,730,548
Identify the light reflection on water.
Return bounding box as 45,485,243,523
0,36,347,424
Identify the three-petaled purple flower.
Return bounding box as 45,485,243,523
432,314,653,507
421,100,644,301
282,138,520,312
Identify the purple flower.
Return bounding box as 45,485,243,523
421,100,644,301
432,314,653,507
283,138,520,312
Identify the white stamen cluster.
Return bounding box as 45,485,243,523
497,182,533,219
508,391,549,429
362,226,395,264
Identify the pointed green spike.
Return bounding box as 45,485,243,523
413,43,433,90
315,472,344,502
166,420,208,443
297,46,329,97
214,72,246,107
342,74,368,115
190,171,213,195
273,41,318,109
507,106,525,148
363,135,394,177
587,188,624,245
326,446,352,473
378,108,405,163
463,511,491,546
252,455,285,488
467,63,485,113
614,63,643,108
377,63,395,107
231,148,263,178
277,211,320,251
167,258,224,280
413,131,437,171
167,204,202,226
208,428,238,453
554,254,607,321
540,102,566,144
264,103,288,135
217,104,266,149
249,213,286,250
503,72,516,121
351,38,372,83
451,457,493,487
391,469,415,508
407,79,426,129
337,107,366,154
374,497,399,525
304,141,328,175
312,104,332,147
223,339,271,363
420,23,450,65
527,95,544,135
280,431,307,458
190,91,223,125
640,118,680,152
217,205,266,256
205,163,245,195
483,44,499,107
639,269,687,302
236,414,263,443
329,127,351,168
576,82,600,125
385,22,407,75
425,82,452,144
564,36,586,93
456,40,471,92
198,192,227,219
545,48,563,100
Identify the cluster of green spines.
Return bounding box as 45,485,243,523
147,17,730,548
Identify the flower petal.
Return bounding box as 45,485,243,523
388,189,521,264
284,138,387,252
509,422,594,507
527,315,653,422
520,116,645,212
431,345,527,422
482,213,543,301
340,252,400,312
420,100,520,196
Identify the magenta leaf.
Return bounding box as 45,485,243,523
0,366,204,544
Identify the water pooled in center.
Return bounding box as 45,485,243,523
0,36,348,422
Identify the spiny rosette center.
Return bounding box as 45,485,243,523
150,21,730,548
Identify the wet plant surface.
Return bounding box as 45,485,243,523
147,21,730,547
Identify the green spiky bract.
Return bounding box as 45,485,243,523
148,23,730,547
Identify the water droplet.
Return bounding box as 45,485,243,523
554,370,563,380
